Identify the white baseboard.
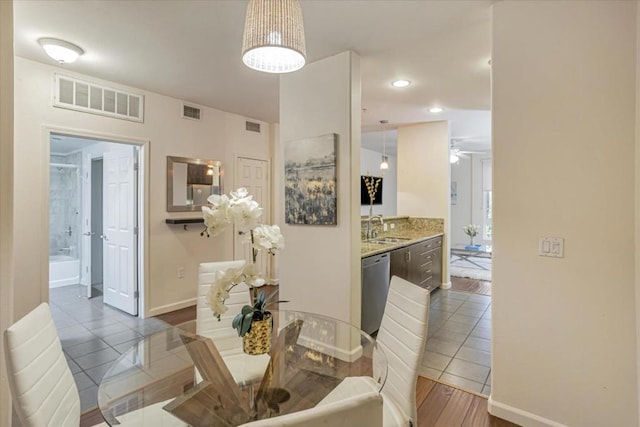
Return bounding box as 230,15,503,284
488,396,568,427
49,277,80,288
147,297,196,318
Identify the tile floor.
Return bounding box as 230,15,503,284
47,284,491,417
419,288,492,395
49,285,171,413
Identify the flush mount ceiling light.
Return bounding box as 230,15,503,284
38,38,84,64
429,107,444,113
242,0,306,73
380,120,389,170
391,79,411,88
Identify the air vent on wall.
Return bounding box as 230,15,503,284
182,104,201,121
54,74,144,122
246,121,261,133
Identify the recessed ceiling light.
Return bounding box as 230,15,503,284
429,107,444,113
38,38,84,64
391,80,411,88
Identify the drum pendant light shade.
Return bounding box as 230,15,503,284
242,0,307,73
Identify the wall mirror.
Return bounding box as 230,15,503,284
167,156,223,212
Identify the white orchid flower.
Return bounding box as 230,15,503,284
230,188,250,201
252,224,285,253
201,188,285,323
229,198,263,231
243,263,266,288
202,205,231,236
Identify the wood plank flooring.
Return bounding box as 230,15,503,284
450,276,492,296
417,377,518,427
155,305,197,325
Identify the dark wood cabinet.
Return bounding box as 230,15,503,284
390,236,442,292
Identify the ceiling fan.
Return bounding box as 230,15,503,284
449,137,486,163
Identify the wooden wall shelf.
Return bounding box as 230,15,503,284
166,218,204,230
165,218,205,225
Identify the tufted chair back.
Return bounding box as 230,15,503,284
197,260,248,352
239,390,383,427
375,275,430,426
4,303,81,427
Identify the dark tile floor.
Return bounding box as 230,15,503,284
49,285,171,413
419,288,492,395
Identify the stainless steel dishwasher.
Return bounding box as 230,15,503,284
361,252,391,335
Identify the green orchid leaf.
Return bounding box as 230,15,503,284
232,312,243,330
241,305,254,315
240,312,254,336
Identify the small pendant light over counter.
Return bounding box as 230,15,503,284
380,120,389,170
242,0,307,73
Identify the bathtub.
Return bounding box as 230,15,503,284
49,255,80,288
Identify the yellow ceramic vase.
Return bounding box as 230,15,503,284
242,313,272,355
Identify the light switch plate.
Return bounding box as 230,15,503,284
539,237,564,258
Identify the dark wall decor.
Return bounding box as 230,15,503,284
284,134,338,225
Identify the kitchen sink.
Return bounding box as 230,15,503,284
366,236,411,244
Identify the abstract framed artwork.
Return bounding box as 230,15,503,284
284,133,337,225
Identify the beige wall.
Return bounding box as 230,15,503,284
0,2,13,425
397,121,451,287
13,57,271,319
491,2,638,426
277,51,362,325
637,2,640,421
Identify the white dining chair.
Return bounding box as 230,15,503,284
197,260,270,385
4,303,185,427
239,390,383,427
318,275,430,427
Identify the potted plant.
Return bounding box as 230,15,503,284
462,224,480,249
202,188,285,354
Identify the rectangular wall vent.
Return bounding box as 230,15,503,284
246,121,261,133
54,74,144,123
182,104,202,121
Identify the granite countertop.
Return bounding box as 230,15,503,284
361,230,444,258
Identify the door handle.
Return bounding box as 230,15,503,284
83,231,95,236
100,234,108,241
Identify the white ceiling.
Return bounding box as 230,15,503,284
14,0,492,152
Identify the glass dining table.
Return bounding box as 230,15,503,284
97,310,388,426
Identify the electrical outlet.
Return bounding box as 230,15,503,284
177,267,185,279
390,223,395,229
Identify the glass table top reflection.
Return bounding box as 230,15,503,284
97,310,387,426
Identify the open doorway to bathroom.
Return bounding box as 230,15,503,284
49,133,142,316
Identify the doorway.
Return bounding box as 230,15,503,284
233,156,270,277
91,158,103,298
49,133,142,316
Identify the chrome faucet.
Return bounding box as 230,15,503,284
366,215,384,239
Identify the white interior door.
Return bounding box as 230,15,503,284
103,146,138,315
234,157,269,276
81,153,92,298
